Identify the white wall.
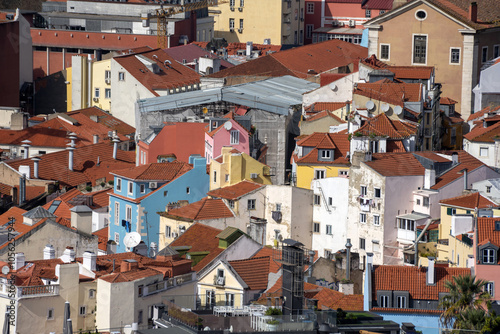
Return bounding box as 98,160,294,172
473,62,500,113
92,207,109,232
464,139,497,168
302,72,358,110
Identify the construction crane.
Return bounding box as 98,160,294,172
152,0,231,48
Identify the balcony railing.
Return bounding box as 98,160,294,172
144,272,195,297
15,284,60,299
437,239,449,246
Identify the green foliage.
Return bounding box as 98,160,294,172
168,305,199,326
267,319,280,325
85,186,92,192
265,307,283,316
100,182,106,187
108,180,114,185
354,132,363,137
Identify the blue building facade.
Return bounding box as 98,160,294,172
109,156,209,253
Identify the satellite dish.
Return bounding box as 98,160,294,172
123,232,141,249
381,103,390,112
366,100,375,111
394,105,403,115
328,83,337,91
223,121,233,131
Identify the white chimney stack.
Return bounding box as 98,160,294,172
31,157,41,179
424,168,436,189
93,134,99,144
68,132,77,146
67,144,75,171
21,140,31,159
13,253,25,270
112,136,120,160
61,247,76,263
246,41,253,57
427,257,436,285
83,251,97,271
43,244,55,260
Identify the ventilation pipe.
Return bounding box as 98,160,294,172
31,157,41,179
21,140,31,159
67,144,75,171
112,136,120,160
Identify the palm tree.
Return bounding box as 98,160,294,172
439,275,492,329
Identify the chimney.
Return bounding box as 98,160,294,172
21,140,31,159
70,205,93,235
31,157,41,179
366,252,374,271
452,152,459,165
427,257,436,285
149,242,158,259
469,2,477,23
93,134,99,144
246,41,253,57
120,259,139,272
82,251,97,271
424,168,436,189
462,168,468,190
112,136,120,160
484,119,487,128
68,132,77,146
67,144,75,171
43,244,55,260
13,253,25,270
61,247,76,263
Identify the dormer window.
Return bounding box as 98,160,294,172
483,248,496,264
319,149,333,161
495,221,500,231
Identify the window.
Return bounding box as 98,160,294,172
314,194,321,206
380,10,385,14
239,19,244,30
360,213,367,223
415,9,427,20
229,0,235,6
95,88,100,98
186,187,190,194
328,197,333,206
339,170,348,176
89,289,96,298
447,207,456,216
324,249,332,259
240,0,244,6
315,169,326,179
140,184,145,193
225,293,234,306
413,35,427,64
417,199,421,205
494,45,500,59
47,308,54,320
114,232,120,245
372,240,380,252
307,3,314,14
206,290,215,307
360,186,367,196
306,24,314,39
399,219,415,231
396,296,406,308
229,18,235,30
39,150,46,155
423,197,430,207
105,88,111,99
105,70,111,80
247,199,256,210
482,46,488,63
79,306,87,316
359,238,365,250
228,200,234,209
373,215,380,226
450,48,460,64
164,191,168,197
114,202,120,225
138,285,144,297
165,225,171,238
374,188,381,198
313,222,320,233
213,171,217,183
118,72,125,81
230,130,239,144
326,225,332,235
480,147,489,157
320,150,332,159
380,295,389,308
138,310,143,324
126,205,132,223
365,9,371,18
380,44,390,60
487,186,492,193
128,181,133,195
276,203,282,211
483,248,496,264
225,174,230,182
116,178,122,191
486,282,494,296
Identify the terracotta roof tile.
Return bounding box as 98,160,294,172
354,82,422,106
111,161,192,180
440,192,497,209
207,180,265,200
467,105,500,122
93,226,109,251
354,113,418,139
464,120,500,143
296,133,350,165
304,110,346,123
305,102,349,113
440,97,458,105
161,198,233,221
365,152,425,176
372,265,470,301
251,247,281,273
68,107,135,136
229,256,271,290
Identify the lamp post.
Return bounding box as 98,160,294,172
345,238,352,281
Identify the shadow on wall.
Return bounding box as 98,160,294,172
34,70,68,115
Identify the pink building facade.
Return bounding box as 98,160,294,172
204,119,250,164
475,217,500,301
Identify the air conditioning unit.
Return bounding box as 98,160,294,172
238,28,243,33
93,97,99,102
229,28,234,32
105,78,111,84
230,6,234,10
349,19,355,27
250,173,258,179
238,7,243,11
149,182,157,189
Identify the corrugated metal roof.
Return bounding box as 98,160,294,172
137,76,319,116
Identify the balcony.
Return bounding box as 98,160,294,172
397,229,416,243
214,275,225,286
144,272,195,297
2,284,61,299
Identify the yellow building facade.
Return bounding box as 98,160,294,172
296,165,349,190
198,261,245,308
210,146,272,190
210,0,304,45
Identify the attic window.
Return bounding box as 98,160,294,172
415,10,427,20
495,221,500,231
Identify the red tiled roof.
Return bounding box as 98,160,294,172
425,0,500,30
6,142,136,187
170,223,224,272
385,140,407,153
354,81,422,106
163,43,234,70
464,120,500,143
319,73,349,86
354,113,418,139
440,97,458,105
295,133,350,165
304,110,346,123
365,152,425,176
362,0,394,10
93,226,109,251
413,152,451,163
68,107,135,136
360,55,390,69
372,265,470,301
251,247,281,273
111,161,192,181
163,198,234,221
208,39,367,79
229,256,271,290
114,49,200,97
0,207,26,227
207,180,265,200
305,102,349,113
477,217,500,248
440,192,497,209
467,105,500,122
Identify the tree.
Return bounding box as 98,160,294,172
439,275,492,330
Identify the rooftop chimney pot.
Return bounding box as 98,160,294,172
469,2,478,23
